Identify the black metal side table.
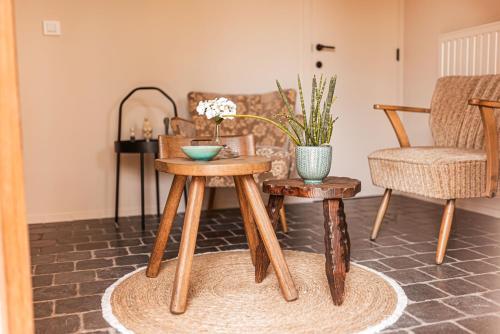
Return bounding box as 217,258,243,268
114,87,177,230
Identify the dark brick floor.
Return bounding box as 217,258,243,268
29,195,500,333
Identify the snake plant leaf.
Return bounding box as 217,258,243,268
276,80,295,117
297,75,308,130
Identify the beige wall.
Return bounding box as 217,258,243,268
16,0,305,223
17,0,404,223
18,0,500,222
403,0,500,216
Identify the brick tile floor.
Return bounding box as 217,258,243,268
29,195,500,333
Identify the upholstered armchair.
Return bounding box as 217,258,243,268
171,90,298,231
368,75,500,264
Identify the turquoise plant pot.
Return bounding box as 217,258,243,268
295,146,332,184
181,145,223,161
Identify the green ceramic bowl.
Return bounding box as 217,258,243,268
181,145,223,161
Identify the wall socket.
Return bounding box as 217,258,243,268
42,20,61,36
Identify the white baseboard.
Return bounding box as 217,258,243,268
397,192,500,218
27,206,165,224
454,197,500,218
33,191,497,224
27,189,384,224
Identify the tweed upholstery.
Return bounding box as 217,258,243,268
369,75,500,199
187,90,296,147
430,75,500,149
205,145,292,187
170,117,196,137
369,147,487,199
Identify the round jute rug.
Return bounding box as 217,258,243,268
102,250,406,334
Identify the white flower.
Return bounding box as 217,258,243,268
206,108,216,119
196,97,237,120
196,103,206,115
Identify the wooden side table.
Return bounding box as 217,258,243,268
114,86,178,230
114,139,161,231
259,177,361,305
146,156,298,314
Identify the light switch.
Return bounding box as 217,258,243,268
42,20,61,36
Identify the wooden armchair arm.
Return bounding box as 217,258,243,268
374,104,431,113
469,99,500,109
469,99,499,197
374,104,430,147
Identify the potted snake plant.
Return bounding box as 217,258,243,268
225,75,338,184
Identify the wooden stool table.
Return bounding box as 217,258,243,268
260,177,361,305
146,156,298,314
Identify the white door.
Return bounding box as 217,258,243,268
303,0,403,196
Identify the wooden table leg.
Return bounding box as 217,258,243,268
255,194,283,283
146,175,187,278
140,152,145,230
343,208,351,273
114,153,120,223
234,176,259,265
279,205,288,233
239,175,298,302
170,176,205,314
155,153,161,217
323,198,349,305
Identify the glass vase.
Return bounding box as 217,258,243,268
213,122,221,145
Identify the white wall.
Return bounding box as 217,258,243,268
24,0,500,222
16,0,306,223
402,0,500,216
16,0,405,223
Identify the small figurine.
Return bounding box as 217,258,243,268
130,126,136,142
143,117,153,142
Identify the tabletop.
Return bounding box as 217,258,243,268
263,176,361,199
155,156,271,176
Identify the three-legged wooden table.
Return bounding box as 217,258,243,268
146,156,298,314
259,177,361,305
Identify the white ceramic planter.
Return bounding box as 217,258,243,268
295,146,332,184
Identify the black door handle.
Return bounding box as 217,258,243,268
316,43,336,51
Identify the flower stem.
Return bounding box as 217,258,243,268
223,114,300,146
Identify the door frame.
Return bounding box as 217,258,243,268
0,0,35,332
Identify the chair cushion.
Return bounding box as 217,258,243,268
206,145,291,187
368,147,489,199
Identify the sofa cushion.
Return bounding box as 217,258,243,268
368,147,489,199
206,145,291,188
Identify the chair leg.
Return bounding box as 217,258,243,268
436,199,455,265
183,184,189,207
207,187,216,210
370,188,392,241
279,205,288,233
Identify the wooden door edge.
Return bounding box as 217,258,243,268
0,0,35,332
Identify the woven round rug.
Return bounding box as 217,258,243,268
102,250,406,334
